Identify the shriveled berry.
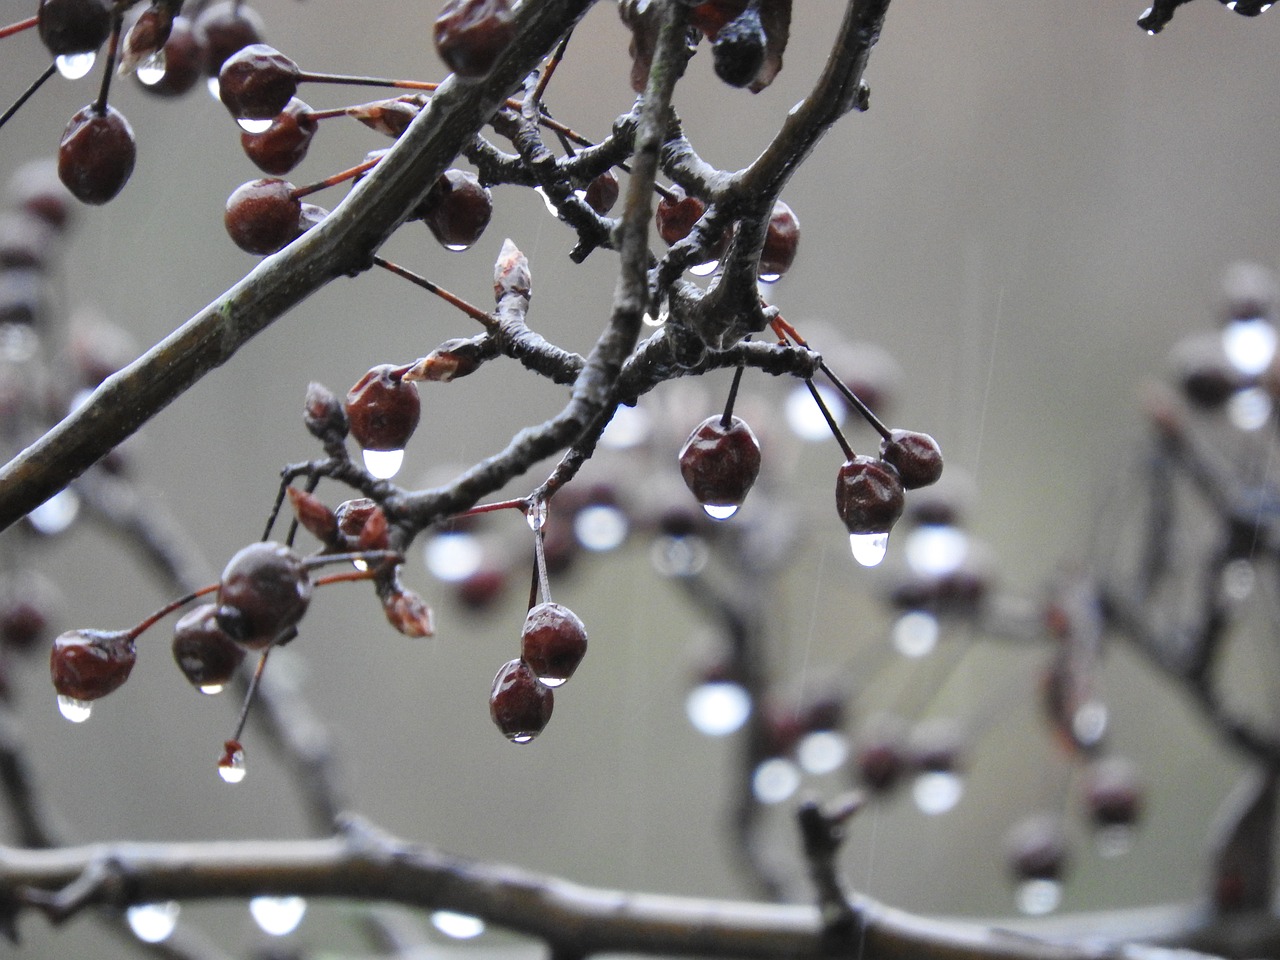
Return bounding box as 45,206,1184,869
656,188,706,245
345,364,421,451
135,16,204,96
50,628,136,701
241,98,317,174
434,0,516,80
219,44,300,120
121,5,174,72
196,1,265,77
712,3,766,88
678,415,762,510
879,429,943,489
224,178,301,255
172,603,246,689
759,200,799,278
38,0,111,56
583,170,620,215
215,541,312,649
521,602,587,686
835,456,905,534
489,658,554,742
418,169,492,251
57,105,137,206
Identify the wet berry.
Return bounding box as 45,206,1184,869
835,456,905,534
345,364,421,452
583,170,620,215
172,603,246,689
57,105,137,206
656,188,706,246
489,658,553,742
418,169,492,251
50,628,136,701
711,4,766,88
678,415,762,511
135,15,204,97
759,200,799,278
879,429,943,489
434,0,517,80
196,1,265,77
38,0,111,57
215,541,312,649
241,98,317,175
219,44,301,120
224,178,302,255
521,602,588,686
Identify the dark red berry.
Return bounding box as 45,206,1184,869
215,541,312,649
38,0,111,56
759,200,799,279
121,5,174,71
172,603,246,690
50,628,136,701
135,16,204,97
678,415,762,513
196,1,265,77
434,0,516,80
418,169,492,251
57,105,137,206
835,456,905,535
489,658,554,742
219,44,300,120
240,98,317,175
856,722,908,793
224,178,301,255
711,3,766,88
521,602,588,686
345,364,421,452
0,572,59,652
656,188,706,246
879,429,943,489
1083,757,1144,828
583,170,620,215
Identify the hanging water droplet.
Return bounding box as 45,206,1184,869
55,52,97,80
574,504,628,551
1222,316,1277,375
57,694,92,723
893,610,939,658
431,910,486,939
650,534,709,578
249,895,307,936
218,740,246,784
1015,878,1063,916
362,447,405,479
1228,386,1271,431
689,259,719,277
0,323,39,363
444,242,469,252
758,273,781,284
912,770,964,815
797,730,849,775
237,117,273,134
1071,700,1108,748
424,532,484,582
135,51,167,86
199,683,225,696
702,503,738,521
508,732,535,744
206,76,221,100
785,382,845,441
905,525,969,576
686,681,751,736
850,531,889,567
27,488,80,535
537,675,567,688
752,757,801,804
126,901,180,943
525,499,548,532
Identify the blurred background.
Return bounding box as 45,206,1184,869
2,1,1280,957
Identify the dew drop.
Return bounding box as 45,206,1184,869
249,895,307,936
785,382,845,441
431,910,486,939
797,730,849,775
444,242,469,252
525,499,548,532
912,770,964,815
1223,317,1278,375
135,51,167,86
237,117,273,134
55,52,97,80
424,532,484,582
752,757,801,804
1228,386,1271,431
893,610,939,658
206,76,220,100
57,694,92,723
689,259,719,277
850,531,889,567
904,525,968,576
686,681,751,736
126,901,180,943
703,503,738,521
362,447,405,479
537,676,567,688
758,273,781,284
508,732,536,744
650,534,709,578
199,684,225,696
574,504,628,551
218,740,247,784
1071,700,1108,748
1015,878,1062,916
27,488,80,536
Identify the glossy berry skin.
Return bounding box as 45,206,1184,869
419,170,492,251
879,429,943,490
434,0,517,80
172,603,246,689
241,99,317,174
583,170,620,215
219,44,301,120
712,4,766,88
38,0,111,56
835,456,905,535
196,1,265,77
215,541,312,649
679,415,762,509
521,602,588,685
137,15,204,96
57,106,137,206
759,200,799,278
345,365,421,452
656,189,707,246
50,628,136,701
224,178,301,255
489,658,554,742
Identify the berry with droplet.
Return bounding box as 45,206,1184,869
434,0,516,80
489,658,553,742
656,188,707,245
219,44,300,120
215,541,312,649
759,200,799,278
678,415,762,511
345,364,421,452
711,3,766,88
195,1,265,77
50,628,136,701
38,0,111,56
521,602,587,685
172,603,246,689
879,429,943,489
418,170,492,251
224,178,301,254
57,105,137,206
136,15,204,96
835,456,905,534
241,98,317,175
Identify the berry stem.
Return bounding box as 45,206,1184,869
533,527,552,605
805,378,855,461
0,62,56,132
531,30,575,104
0,15,38,40
297,71,441,93
230,648,271,744
373,257,495,330
130,581,223,638
818,358,892,442
291,156,381,199
455,497,529,519
720,363,746,429
93,13,124,116
301,549,404,572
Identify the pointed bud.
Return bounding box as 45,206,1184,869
286,487,338,544
494,238,531,302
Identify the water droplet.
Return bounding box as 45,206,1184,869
249,895,307,936
218,741,246,784
650,534,709,578
785,382,845,441
912,770,964,815
1095,824,1134,858
904,525,968,576
424,532,484,582
1223,317,1278,375
797,730,849,775
431,910,485,939
850,532,889,567
1228,386,1271,431
538,676,567,688
508,732,535,744
1071,700,1108,748
758,273,781,284
574,504,628,551
525,500,548,532
237,117,273,134
362,447,405,479
55,52,96,80
1222,558,1256,601
126,901,180,943
199,684,225,696
206,76,221,100
135,51,167,86
752,757,801,804
1015,878,1062,916
352,558,369,572
57,695,92,723
444,242,469,252
686,681,751,736
27,488,80,535
642,301,669,326
893,611,939,658
689,259,719,277
599,404,651,449
0,323,39,363
702,503,738,521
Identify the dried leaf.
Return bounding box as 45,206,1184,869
383,586,436,637
347,96,428,139
403,337,486,383
357,505,390,552
287,487,338,544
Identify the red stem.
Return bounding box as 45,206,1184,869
0,15,38,39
